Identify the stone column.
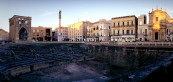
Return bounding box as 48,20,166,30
58,10,62,41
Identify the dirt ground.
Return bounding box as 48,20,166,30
13,60,118,82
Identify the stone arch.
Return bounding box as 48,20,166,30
19,27,27,40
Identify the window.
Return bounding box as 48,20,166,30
109,26,110,29
19,21,21,24
140,29,142,34
41,33,43,36
97,33,99,36
113,30,115,35
127,21,129,26
33,30,35,32
145,29,147,35
118,30,119,35
33,33,35,36
118,22,120,27
126,30,129,35
96,26,98,30
156,17,158,21
37,33,39,36
140,21,142,25
123,22,124,26
21,20,25,23
100,26,102,30
131,30,133,34
144,16,146,24
37,30,39,32
131,21,133,25
93,26,95,30
114,23,115,27
122,30,124,35
18,18,21,20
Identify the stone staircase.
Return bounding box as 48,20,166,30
0,43,92,81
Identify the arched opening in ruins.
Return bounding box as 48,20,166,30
19,28,28,40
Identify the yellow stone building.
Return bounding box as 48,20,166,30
87,22,100,42
148,7,173,41
31,26,52,41
68,21,92,41
111,15,138,42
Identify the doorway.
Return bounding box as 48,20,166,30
155,32,158,40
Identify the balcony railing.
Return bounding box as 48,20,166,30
111,34,135,36
112,25,135,28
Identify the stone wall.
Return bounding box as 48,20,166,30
85,45,172,69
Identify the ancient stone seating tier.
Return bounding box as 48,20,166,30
0,43,92,80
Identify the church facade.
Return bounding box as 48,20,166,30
148,8,173,41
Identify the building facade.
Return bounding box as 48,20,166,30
31,26,52,41
87,19,111,42
9,15,32,43
68,21,91,41
0,29,9,40
111,15,138,42
55,27,68,41
148,8,173,41
91,21,100,42
86,25,93,41
138,15,149,41
99,19,111,42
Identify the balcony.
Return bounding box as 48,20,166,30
112,25,135,28
111,34,135,36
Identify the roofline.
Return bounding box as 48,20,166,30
112,15,137,20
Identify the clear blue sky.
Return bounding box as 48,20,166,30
0,0,173,32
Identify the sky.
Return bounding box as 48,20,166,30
0,0,173,32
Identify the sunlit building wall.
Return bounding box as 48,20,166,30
91,21,100,42
148,7,173,41
111,15,138,42
68,21,91,41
